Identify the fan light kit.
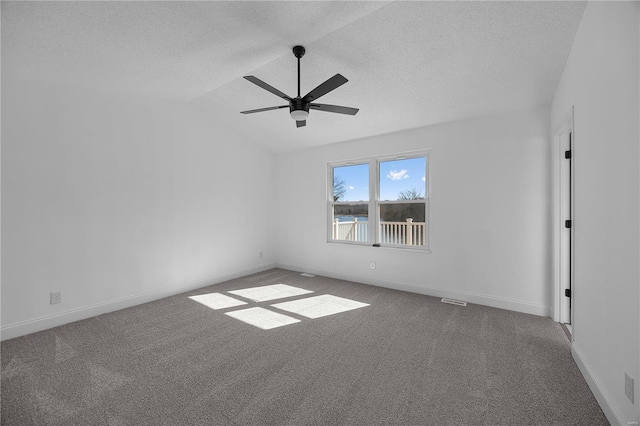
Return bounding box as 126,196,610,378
290,109,309,121
241,45,359,128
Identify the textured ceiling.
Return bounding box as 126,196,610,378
2,1,586,153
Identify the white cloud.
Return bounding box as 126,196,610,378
387,169,409,181
422,176,426,182
348,186,355,190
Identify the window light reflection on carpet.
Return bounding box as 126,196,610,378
272,294,369,319
225,307,300,330
189,284,369,330
189,293,247,310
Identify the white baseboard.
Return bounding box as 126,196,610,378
1,263,276,341
275,263,550,317
572,343,631,426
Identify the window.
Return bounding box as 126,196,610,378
328,151,429,250
330,163,370,243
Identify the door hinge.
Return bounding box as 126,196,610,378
565,220,572,228
565,150,572,159
565,289,571,298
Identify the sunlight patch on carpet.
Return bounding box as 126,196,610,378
272,295,369,319
189,293,247,310
225,307,301,330
228,284,312,302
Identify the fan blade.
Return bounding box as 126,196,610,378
296,120,306,128
302,74,348,103
309,103,359,115
244,76,292,101
240,105,288,114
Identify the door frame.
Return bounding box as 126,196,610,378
552,106,575,335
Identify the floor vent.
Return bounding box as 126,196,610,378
441,298,467,306
300,273,315,278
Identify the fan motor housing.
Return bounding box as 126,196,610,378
289,97,309,114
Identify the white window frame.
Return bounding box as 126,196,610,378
327,160,371,246
327,150,430,251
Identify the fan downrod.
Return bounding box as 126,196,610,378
292,45,305,59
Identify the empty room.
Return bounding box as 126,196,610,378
1,1,638,425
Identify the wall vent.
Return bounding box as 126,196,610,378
441,298,467,306
300,273,315,278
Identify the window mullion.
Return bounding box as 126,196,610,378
371,158,379,244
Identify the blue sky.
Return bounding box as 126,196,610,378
334,157,427,202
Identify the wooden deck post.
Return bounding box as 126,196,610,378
353,218,358,241
406,218,413,245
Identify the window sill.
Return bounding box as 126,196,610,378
327,239,432,253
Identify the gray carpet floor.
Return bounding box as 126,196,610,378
2,268,608,425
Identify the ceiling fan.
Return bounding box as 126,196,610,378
240,45,359,128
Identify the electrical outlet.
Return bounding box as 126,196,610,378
625,373,634,403
370,261,376,269
50,291,62,305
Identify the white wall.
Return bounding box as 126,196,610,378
1,78,276,339
551,2,639,425
275,107,552,316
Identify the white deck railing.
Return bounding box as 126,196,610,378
332,218,425,246
332,218,369,242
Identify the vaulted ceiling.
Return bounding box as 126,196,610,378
2,1,586,153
